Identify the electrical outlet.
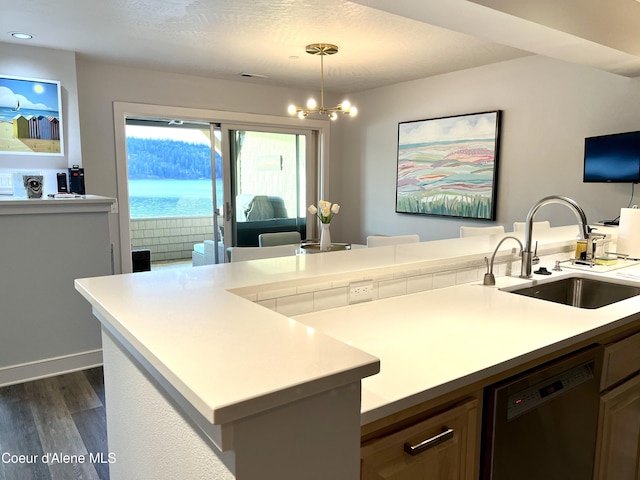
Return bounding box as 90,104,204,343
349,280,374,304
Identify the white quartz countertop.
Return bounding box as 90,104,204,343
0,194,115,214
75,224,637,430
75,269,380,426
295,268,640,424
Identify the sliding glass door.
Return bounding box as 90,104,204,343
123,121,315,265
113,102,327,272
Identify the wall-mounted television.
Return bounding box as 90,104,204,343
583,131,640,183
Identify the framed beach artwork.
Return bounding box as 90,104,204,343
396,111,501,220
0,74,63,156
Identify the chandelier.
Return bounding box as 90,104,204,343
287,43,357,121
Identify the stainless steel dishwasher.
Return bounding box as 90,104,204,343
482,345,603,480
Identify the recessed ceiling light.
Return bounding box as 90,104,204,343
10,32,33,40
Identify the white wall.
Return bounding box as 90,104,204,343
332,56,640,244
0,43,82,190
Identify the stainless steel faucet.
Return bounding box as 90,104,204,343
520,195,590,278
484,236,523,285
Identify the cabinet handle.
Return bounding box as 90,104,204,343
403,427,454,456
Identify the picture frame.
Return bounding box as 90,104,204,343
396,110,501,220
0,74,64,156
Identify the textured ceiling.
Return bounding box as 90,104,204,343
354,0,640,78
469,0,640,57
2,0,639,94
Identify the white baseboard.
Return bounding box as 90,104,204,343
0,349,103,387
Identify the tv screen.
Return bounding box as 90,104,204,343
583,131,640,183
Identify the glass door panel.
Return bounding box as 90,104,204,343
227,129,309,247
124,118,225,268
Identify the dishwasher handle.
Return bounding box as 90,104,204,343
403,426,454,456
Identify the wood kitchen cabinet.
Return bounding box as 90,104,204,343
361,398,479,480
593,374,640,480
594,330,640,480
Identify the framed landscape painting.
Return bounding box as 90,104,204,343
396,111,501,220
0,74,63,156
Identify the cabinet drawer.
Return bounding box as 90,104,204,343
601,331,640,391
361,398,478,480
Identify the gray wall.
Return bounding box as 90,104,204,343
75,58,326,199
74,57,335,269
331,56,640,243
3,42,640,255
0,205,112,384
0,43,83,184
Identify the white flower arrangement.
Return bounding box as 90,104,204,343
308,200,340,224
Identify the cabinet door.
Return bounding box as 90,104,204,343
361,398,478,480
601,331,640,390
593,374,640,480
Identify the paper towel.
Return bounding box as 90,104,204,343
617,207,640,259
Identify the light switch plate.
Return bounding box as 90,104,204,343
0,173,12,195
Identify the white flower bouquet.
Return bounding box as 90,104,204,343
308,200,340,224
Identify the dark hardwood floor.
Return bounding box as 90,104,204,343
0,368,109,480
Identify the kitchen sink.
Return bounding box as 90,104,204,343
505,276,640,309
